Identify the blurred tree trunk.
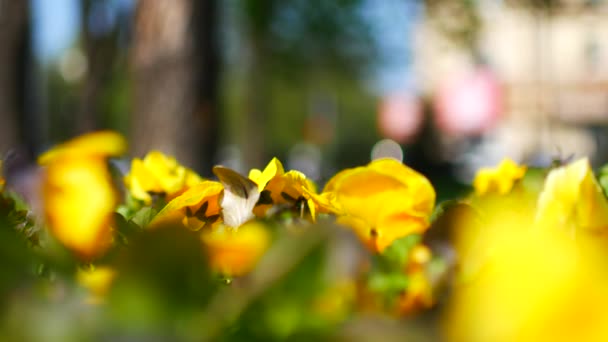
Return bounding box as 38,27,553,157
77,0,119,132
131,0,219,173
0,0,28,156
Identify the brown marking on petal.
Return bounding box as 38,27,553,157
281,191,296,202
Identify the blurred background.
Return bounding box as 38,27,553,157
2,0,608,200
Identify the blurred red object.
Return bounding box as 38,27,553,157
434,68,503,136
377,93,423,144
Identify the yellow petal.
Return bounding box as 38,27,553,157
253,168,322,220
152,181,223,229
124,158,157,203
473,158,526,196
185,168,203,187
201,221,271,276
267,170,312,203
77,266,116,304
43,156,116,258
445,195,608,341
38,131,126,165
398,268,433,315
143,151,187,194
248,157,285,191
324,159,435,252
302,188,343,216
124,150,204,203
536,158,608,232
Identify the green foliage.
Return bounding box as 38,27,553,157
0,192,40,247
106,226,217,336
367,234,421,307
599,164,608,198
228,243,329,340
0,193,42,316
238,0,377,77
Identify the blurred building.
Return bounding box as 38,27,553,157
414,0,608,174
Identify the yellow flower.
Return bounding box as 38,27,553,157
151,180,223,231
39,131,126,259
536,158,608,233
77,266,116,305
38,131,126,164
201,220,271,276
444,194,608,342
472,158,526,196
124,150,202,204
249,158,339,221
323,158,435,253
398,244,434,315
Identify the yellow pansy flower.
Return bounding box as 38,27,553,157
444,194,608,342
124,150,203,204
38,131,127,164
77,266,116,305
472,158,526,196
323,158,435,253
249,158,338,221
536,158,608,233
201,220,271,276
39,131,126,259
151,180,223,231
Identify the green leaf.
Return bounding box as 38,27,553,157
130,207,158,228
380,234,421,269
367,272,409,294
113,212,142,246
599,164,608,197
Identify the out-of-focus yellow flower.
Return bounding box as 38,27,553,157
124,150,202,204
536,158,608,233
398,244,434,315
39,131,126,259
77,266,116,305
201,220,271,276
38,131,126,164
151,180,223,231
472,158,526,196
323,158,435,253
249,157,340,221
445,192,608,342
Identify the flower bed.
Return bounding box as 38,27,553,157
1,131,607,341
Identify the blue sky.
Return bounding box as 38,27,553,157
363,0,422,94
31,0,135,62
32,0,80,61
